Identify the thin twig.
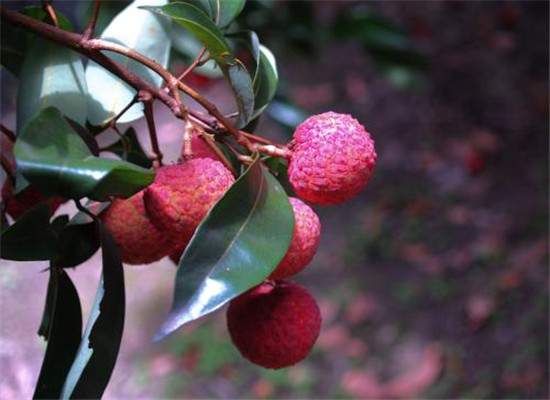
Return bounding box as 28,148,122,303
140,92,163,166
0,124,16,142
1,154,15,182
111,124,128,161
83,0,101,40
98,95,138,130
74,199,98,222
42,1,58,27
177,46,207,82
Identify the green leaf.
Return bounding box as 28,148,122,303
228,30,277,119
102,127,153,169
142,2,232,64
34,268,82,400
16,37,88,132
156,156,294,339
86,0,171,125
0,7,72,77
0,204,57,261
225,61,254,128
208,0,245,28
60,226,125,400
267,100,308,132
14,107,154,201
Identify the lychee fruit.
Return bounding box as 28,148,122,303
101,190,173,265
227,281,322,369
268,197,321,280
288,112,376,205
2,180,64,220
144,158,235,242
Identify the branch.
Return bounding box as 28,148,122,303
83,0,101,40
42,1,58,28
140,92,163,166
177,46,207,82
0,6,184,119
1,124,16,142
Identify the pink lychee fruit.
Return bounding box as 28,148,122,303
227,280,322,369
2,180,64,220
268,197,321,280
101,190,173,265
144,158,235,242
288,112,376,205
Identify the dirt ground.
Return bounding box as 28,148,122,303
1,1,548,399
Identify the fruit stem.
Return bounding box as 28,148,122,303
42,1,59,28
140,91,164,166
83,0,101,40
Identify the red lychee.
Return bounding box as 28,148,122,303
144,158,234,242
2,180,64,220
269,197,321,280
288,112,376,205
227,281,322,369
101,190,173,265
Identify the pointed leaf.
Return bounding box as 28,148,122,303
224,61,254,128
0,204,57,261
208,0,245,27
60,226,125,399
14,107,154,201
16,37,88,132
86,0,171,125
142,2,232,64
156,156,294,339
34,268,82,400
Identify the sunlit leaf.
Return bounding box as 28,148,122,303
34,268,82,400
14,107,154,201
16,37,88,132
0,7,72,77
60,226,125,399
86,0,171,125
156,156,294,339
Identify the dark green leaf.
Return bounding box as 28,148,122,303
16,37,88,132
208,0,245,27
103,127,152,169
142,2,232,64
224,61,254,128
14,107,154,201
156,156,294,339
263,157,294,196
86,0,171,125
65,119,100,156
34,268,82,400
0,204,57,261
0,7,72,77
60,226,125,399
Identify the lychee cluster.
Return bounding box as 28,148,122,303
102,157,234,265
227,111,375,369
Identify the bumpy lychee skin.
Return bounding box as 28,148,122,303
2,180,64,220
269,197,321,280
144,158,235,241
227,281,322,369
102,191,173,265
288,112,376,205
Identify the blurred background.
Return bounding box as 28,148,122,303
1,1,549,399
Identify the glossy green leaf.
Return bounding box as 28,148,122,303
103,127,152,168
228,30,277,119
208,0,245,27
14,108,154,201
16,37,88,132
0,204,57,261
0,7,72,77
225,61,254,128
141,2,232,64
86,0,171,125
34,268,82,400
60,226,125,400
156,156,294,339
